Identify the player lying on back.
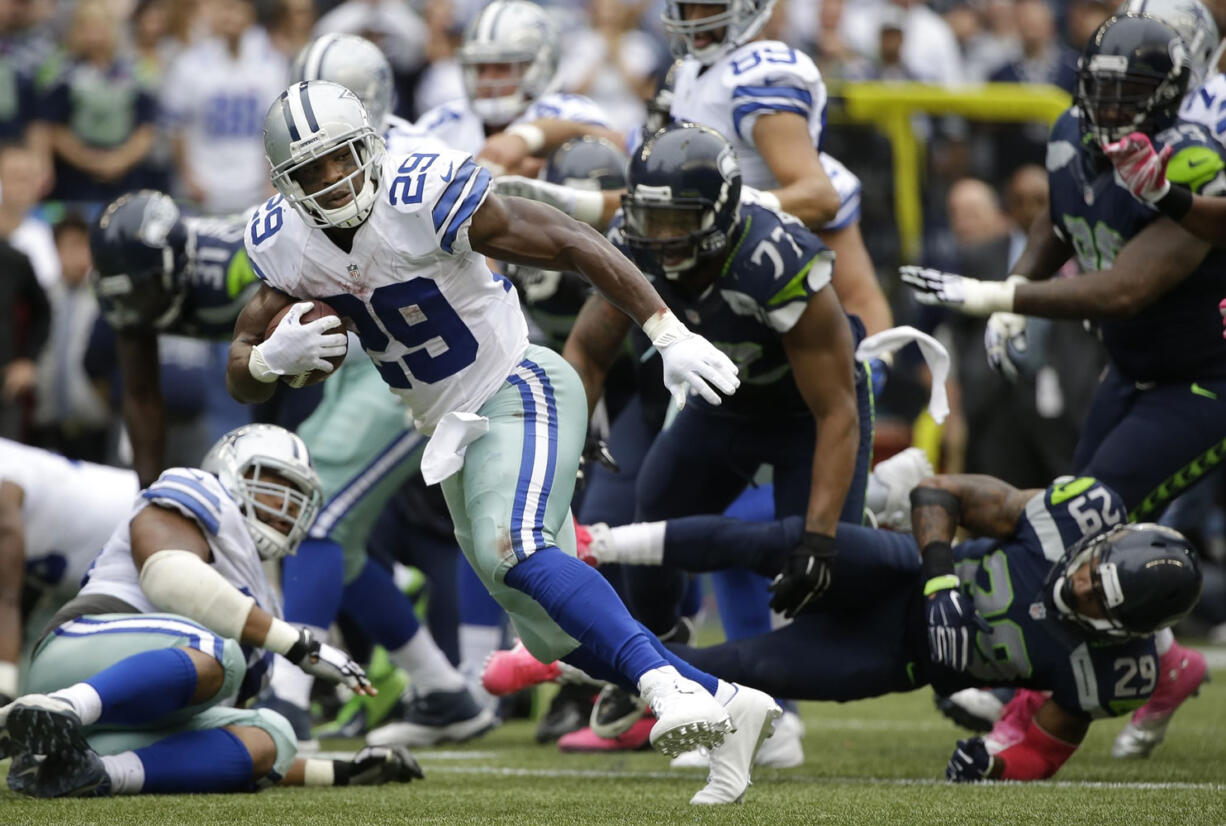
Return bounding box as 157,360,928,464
492,472,1204,781
0,425,420,797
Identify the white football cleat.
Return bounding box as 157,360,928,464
671,709,804,770
691,684,781,805
638,670,731,757
669,746,709,768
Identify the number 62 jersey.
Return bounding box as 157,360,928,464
245,148,529,433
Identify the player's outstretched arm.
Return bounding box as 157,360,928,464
225,284,296,404
753,113,840,227
563,293,633,418
479,119,627,177
911,475,1038,542
947,699,1087,781
0,481,25,702
116,330,166,488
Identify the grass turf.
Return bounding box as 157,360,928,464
2,658,1224,825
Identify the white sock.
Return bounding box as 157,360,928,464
101,751,144,794
459,624,502,679
1155,627,1175,656
714,679,738,705
636,664,682,701
48,683,102,726
269,652,316,710
388,628,466,694
606,522,667,565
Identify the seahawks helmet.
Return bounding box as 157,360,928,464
1046,523,1202,643
457,0,559,126
545,136,628,191
291,33,395,131
661,0,778,66
264,80,385,230
202,424,322,561
1121,0,1220,86
621,123,741,280
1076,14,1191,147
90,190,189,331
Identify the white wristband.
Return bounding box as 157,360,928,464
248,344,280,383
967,279,1019,315
139,550,255,640
505,123,547,155
263,617,302,657
755,190,783,212
570,188,606,226
642,309,686,345
303,758,336,787
0,660,17,697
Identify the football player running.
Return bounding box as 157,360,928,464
0,425,424,797
520,474,1205,782
228,80,778,805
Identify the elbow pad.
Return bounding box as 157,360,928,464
996,720,1078,780
138,549,255,641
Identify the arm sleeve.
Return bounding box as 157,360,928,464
996,720,1079,780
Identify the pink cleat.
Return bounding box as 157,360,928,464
574,521,598,567
1113,644,1209,758
984,689,1049,753
481,642,561,697
557,717,656,753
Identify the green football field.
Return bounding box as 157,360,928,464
3,652,1224,826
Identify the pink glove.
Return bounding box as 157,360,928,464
1103,131,1173,202
1219,297,1226,340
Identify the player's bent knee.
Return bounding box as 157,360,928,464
236,707,299,781
225,725,278,779
181,647,226,704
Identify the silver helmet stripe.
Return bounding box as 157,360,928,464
306,34,339,82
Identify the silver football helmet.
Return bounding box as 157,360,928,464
202,424,322,561
661,0,778,66
457,0,560,126
1124,0,1221,85
291,33,395,132
263,80,386,230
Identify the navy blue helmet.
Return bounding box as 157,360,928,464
545,136,628,192
1047,522,1202,642
621,122,741,281
90,191,189,330
1076,13,1191,147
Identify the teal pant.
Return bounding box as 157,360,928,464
28,614,296,778
441,346,588,663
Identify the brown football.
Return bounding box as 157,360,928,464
264,300,347,388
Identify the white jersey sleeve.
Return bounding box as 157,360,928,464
819,152,861,231
413,99,486,155
412,148,495,255
1180,76,1226,147
244,193,311,297
520,93,612,128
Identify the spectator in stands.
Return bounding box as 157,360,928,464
33,212,109,462
811,0,874,81
39,0,158,206
162,0,287,213
412,0,466,118
990,0,1077,92
0,142,56,290
1066,0,1115,50
843,0,964,86
0,1,39,147
558,0,661,134
268,0,318,60
945,0,1019,82
0,227,47,441
314,0,428,117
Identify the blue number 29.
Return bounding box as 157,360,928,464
325,279,477,388
388,153,439,206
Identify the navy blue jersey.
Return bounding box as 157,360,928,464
611,203,856,418
943,477,1157,719
1047,109,1226,382
98,213,259,339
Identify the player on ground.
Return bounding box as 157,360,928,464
228,79,778,805
499,473,1205,781
0,425,409,797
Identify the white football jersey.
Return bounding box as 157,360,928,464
1180,76,1226,147
413,93,613,156
0,439,138,604
78,468,279,620
385,113,448,157
671,41,828,190
246,148,528,432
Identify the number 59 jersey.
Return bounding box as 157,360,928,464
940,477,1158,720
245,148,529,433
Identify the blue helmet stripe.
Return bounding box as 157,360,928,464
298,82,320,133
279,90,300,141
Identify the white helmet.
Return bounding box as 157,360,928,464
291,33,395,132
1123,0,1221,85
457,0,559,126
263,80,386,230
661,0,777,66
202,424,322,561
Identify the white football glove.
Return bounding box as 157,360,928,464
644,311,740,407
868,447,935,531
284,628,372,695
493,175,605,225
899,267,1017,317
249,302,346,382
984,311,1029,382
1103,131,1173,203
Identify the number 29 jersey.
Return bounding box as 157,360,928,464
244,148,529,433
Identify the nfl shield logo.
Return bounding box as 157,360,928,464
684,309,701,325
347,263,360,280
1029,602,1046,620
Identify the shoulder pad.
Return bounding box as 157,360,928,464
723,44,822,142
522,94,611,128
141,468,227,537
1023,476,1128,561
734,206,834,333
384,149,493,255
244,194,303,289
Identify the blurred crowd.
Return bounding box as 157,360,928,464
1,0,1224,633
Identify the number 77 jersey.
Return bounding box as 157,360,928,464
946,477,1159,720
245,148,529,432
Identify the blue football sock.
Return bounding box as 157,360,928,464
87,648,198,727
340,557,420,651
641,628,718,695
282,538,345,628
505,547,668,683
134,728,255,793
